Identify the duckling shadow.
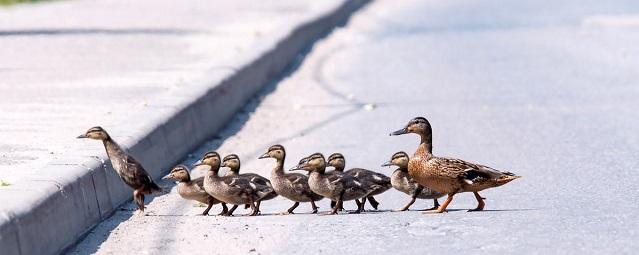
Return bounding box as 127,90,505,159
69,180,178,254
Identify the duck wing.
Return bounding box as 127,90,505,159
433,157,515,182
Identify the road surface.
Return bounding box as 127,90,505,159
69,0,639,254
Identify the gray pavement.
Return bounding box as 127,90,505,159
0,0,343,184
70,0,639,254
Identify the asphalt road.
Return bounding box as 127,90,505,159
69,0,639,254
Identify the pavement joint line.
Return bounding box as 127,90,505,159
0,1,372,254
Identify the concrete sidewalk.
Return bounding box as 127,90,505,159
0,1,369,254
0,0,342,184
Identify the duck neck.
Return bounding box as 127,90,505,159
102,136,124,160
206,164,221,180
333,164,344,172
272,156,286,176
417,133,433,156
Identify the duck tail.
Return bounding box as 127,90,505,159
497,175,521,186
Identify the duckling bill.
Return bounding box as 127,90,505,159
390,117,520,213
78,126,162,215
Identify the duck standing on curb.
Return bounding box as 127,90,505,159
197,151,273,216
222,154,277,214
259,145,323,214
381,151,443,211
77,126,163,215
163,165,226,215
390,117,521,213
327,153,391,211
291,153,375,215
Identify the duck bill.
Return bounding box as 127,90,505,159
220,162,227,167
381,161,393,167
162,174,173,180
258,153,270,159
389,127,408,136
289,165,304,171
192,161,203,167
76,134,88,139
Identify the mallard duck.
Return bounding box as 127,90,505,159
381,151,443,211
291,153,379,215
77,126,162,215
163,165,227,215
258,145,323,214
390,117,520,213
221,154,277,214
196,151,273,216
327,153,391,211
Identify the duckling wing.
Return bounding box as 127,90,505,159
241,173,271,187
191,177,206,192
284,173,315,196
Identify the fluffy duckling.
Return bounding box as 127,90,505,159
77,126,162,215
327,153,392,211
163,165,226,215
258,145,323,214
197,151,274,216
291,153,376,215
390,117,520,213
222,154,278,211
381,151,443,211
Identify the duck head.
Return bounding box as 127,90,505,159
195,151,222,172
77,126,110,140
258,144,286,161
221,154,241,173
326,153,345,172
389,117,432,137
381,151,409,171
290,153,326,173
163,165,191,182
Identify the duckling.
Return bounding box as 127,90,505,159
163,165,227,215
77,126,162,215
381,151,444,211
258,145,323,214
197,151,273,216
390,117,521,213
221,154,277,214
291,153,378,215
327,153,392,211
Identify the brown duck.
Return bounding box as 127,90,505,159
291,153,377,215
326,153,391,211
197,151,273,216
163,165,226,215
259,145,323,214
78,126,162,215
381,151,443,211
390,117,520,213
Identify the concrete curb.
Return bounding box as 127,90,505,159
0,1,370,254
